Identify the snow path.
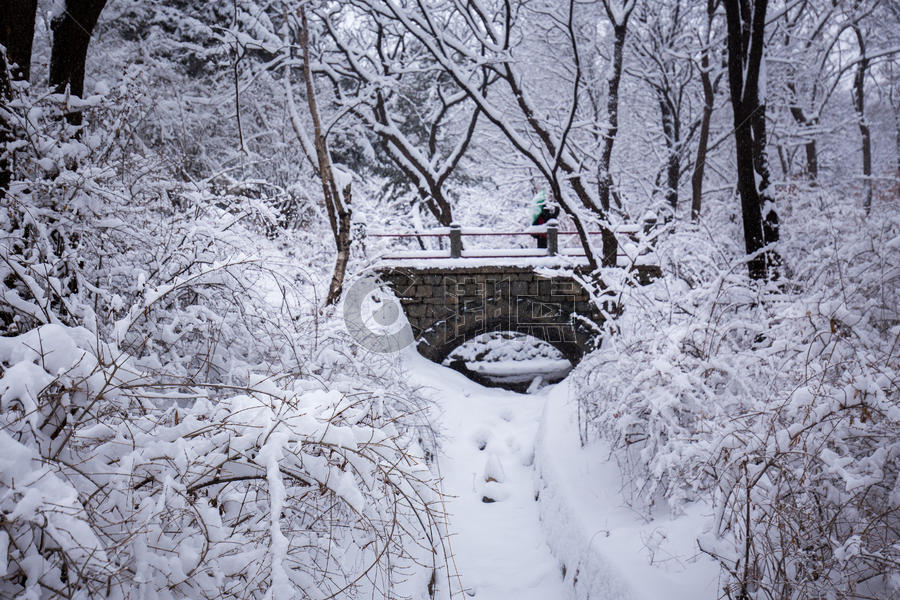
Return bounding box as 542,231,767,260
402,349,721,600
405,352,567,600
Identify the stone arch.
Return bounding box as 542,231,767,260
416,300,600,366
374,264,607,368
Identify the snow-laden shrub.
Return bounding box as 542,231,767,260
2,82,326,374
573,190,899,598
1,80,445,599
0,324,444,599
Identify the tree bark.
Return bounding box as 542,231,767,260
49,0,108,125
598,18,629,267
753,93,780,267
852,26,872,214
724,0,780,281
299,6,352,306
659,96,680,218
691,69,713,221
803,136,818,181
0,0,37,198
1,0,37,84
691,0,717,222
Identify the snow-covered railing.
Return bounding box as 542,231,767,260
370,220,651,260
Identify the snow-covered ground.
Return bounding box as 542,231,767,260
403,351,721,600
406,352,569,599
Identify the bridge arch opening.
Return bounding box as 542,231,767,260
443,331,573,391
419,304,599,366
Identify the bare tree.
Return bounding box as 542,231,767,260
343,0,637,270
771,0,881,182
316,7,483,226
852,24,873,213
776,0,838,181
724,0,780,281
598,0,637,246
691,0,722,220
630,0,697,220
290,5,353,305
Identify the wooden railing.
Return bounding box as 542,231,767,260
370,219,654,260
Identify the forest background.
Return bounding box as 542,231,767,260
0,0,898,598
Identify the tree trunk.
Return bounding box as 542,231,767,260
788,105,818,181
785,76,819,182
49,0,107,125
691,2,716,222
659,96,680,219
597,21,628,267
753,95,780,271
803,137,818,181
1,0,37,84
852,26,872,214
299,6,352,306
691,67,714,221
381,142,454,227
724,0,780,281
895,104,899,182
427,191,453,227
0,0,37,198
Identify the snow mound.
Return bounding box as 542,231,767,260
534,381,720,600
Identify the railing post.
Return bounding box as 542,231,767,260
449,222,462,258
641,213,658,237
547,219,558,256
641,213,659,251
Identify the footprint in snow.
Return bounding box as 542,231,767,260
480,480,509,503
484,453,506,483
480,453,509,502
472,428,491,451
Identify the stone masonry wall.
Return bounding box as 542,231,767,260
376,265,606,363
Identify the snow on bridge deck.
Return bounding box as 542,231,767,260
377,248,654,269
370,222,658,269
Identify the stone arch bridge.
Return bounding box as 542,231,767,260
369,224,660,368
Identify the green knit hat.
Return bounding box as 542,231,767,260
531,190,547,222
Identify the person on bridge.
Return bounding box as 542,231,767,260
531,190,560,249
